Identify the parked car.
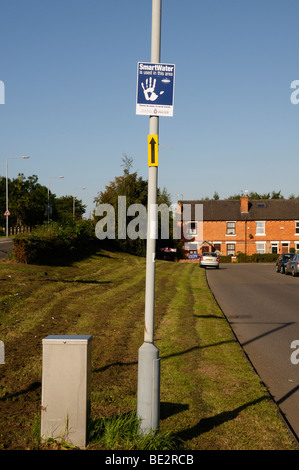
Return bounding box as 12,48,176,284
285,253,299,276
199,252,220,269
275,253,295,273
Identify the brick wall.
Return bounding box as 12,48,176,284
178,199,299,256
182,219,299,255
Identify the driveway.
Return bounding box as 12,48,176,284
206,263,299,440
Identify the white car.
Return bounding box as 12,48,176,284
199,252,220,269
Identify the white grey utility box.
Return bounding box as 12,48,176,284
0,340,4,364
41,335,92,448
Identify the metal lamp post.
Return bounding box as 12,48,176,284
73,187,86,221
47,176,64,223
137,0,162,435
5,156,30,237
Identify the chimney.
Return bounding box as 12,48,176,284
241,195,249,213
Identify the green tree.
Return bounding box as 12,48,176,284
55,195,86,223
227,190,284,200
0,177,6,229
0,174,49,228
0,174,88,231
95,156,174,256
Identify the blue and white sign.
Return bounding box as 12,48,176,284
136,62,175,117
188,253,199,260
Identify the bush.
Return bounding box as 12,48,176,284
13,221,99,265
249,252,279,263
219,255,232,263
236,252,252,263
236,252,279,263
214,253,280,264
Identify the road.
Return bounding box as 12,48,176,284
0,239,14,259
206,263,299,440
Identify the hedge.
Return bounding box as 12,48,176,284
219,252,280,263
12,221,99,265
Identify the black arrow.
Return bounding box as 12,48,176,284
150,137,157,164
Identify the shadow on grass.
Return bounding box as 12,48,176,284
45,279,112,285
160,402,189,420
93,342,236,373
20,245,108,268
92,252,113,259
174,396,267,442
0,381,41,401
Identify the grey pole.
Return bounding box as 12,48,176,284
137,0,161,434
5,159,8,237
73,187,86,221
47,178,50,224
47,176,64,223
5,156,30,237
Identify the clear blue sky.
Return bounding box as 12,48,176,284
1,0,299,216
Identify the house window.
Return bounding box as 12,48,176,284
296,242,299,252
256,221,265,235
226,222,235,235
226,244,235,256
184,242,197,253
213,243,221,252
296,221,299,234
256,242,265,254
188,222,197,236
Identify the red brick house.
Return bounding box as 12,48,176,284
178,196,299,257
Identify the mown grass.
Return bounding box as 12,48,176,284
0,250,297,450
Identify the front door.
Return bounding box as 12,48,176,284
282,243,289,253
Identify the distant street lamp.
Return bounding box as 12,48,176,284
88,196,95,219
73,187,86,221
5,156,30,237
47,176,64,223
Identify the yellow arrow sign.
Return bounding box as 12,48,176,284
148,135,158,166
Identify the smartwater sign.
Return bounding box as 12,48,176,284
136,62,175,117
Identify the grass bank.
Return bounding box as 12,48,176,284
0,250,297,450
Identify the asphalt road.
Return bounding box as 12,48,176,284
0,239,13,259
206,263,299,440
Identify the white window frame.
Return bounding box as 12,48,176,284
271,242,279,254
256,242,266,254
184,242,198,252
226,241,236,255
213,242,221,252
295,221,299,235
256,221,265,236
187,221,197,236
226,221,236,236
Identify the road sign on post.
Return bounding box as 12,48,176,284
148,134,158,166
136,62,175,117
137,0,164,436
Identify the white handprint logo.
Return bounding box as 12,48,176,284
141,77,164,102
